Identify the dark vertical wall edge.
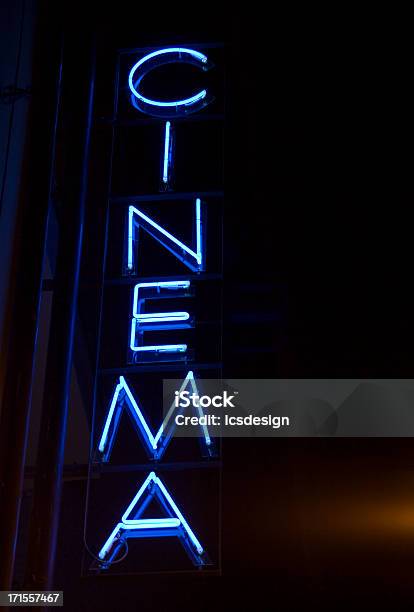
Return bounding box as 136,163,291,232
24,33,96,590
0,9,64,589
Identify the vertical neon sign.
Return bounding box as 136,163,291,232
87,45,223,572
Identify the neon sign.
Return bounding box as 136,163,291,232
162,121,172,186
128,47,210,114
129,281,192,356
97,371,213,462
98,472,205,566
126,199,204,275
88,44,222,573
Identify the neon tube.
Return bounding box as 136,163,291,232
133,280,191,319
163,121,171,183
195,198,202,265
155,475,204,554
129,316,187,352
98,371,212,458
98,472,204,560
128,48,208,109
127,202,203,272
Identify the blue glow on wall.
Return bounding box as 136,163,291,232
99,471,206,565
98,371,212,463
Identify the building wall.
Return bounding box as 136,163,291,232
0,0,35,404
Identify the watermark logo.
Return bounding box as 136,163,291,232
174,390,237,408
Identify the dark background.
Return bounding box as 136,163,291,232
2,1,414,609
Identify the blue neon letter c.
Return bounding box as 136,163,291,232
128,47,209,110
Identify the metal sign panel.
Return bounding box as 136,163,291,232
84,43,224,574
